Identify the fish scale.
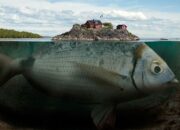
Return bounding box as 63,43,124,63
23,41,141,103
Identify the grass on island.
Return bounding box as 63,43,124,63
0,28,42,38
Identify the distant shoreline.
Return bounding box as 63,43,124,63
0,28,42,38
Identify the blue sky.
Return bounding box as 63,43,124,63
49,0,180,12
0,0,180,38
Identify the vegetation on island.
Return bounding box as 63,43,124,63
53,20,139,41
103,22,113,29
0,28,42,38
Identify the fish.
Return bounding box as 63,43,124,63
0,41,179,129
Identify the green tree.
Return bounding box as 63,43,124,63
103,22,113,29
0,28,42,38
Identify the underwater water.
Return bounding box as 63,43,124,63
147,41,180,80
0,39,179,130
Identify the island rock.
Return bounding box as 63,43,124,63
52,20,139,41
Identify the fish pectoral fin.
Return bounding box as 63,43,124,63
75,63,124,88
91,105,117,130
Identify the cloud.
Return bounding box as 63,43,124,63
0,0,180,38
0,0,147,36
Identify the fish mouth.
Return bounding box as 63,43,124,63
156,78,180,94
135,78,179,95
169,78,179,84
166,78,179,88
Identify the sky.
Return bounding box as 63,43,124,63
0,0,180,38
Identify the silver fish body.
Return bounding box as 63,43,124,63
23,42,142,103
0,41,178,129
14,41,176,103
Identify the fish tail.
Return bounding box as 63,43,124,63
0,54,35,86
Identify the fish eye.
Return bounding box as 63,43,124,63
151,61,163,74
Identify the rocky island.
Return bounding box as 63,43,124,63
53,20,139,41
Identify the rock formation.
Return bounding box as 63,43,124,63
53,23,139,41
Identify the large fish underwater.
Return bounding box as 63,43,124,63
0,41,179,129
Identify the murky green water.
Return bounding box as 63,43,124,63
146,41,180,80
0,40,179,113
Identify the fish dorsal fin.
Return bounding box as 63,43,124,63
75,63,125,89
0,55,35,87
91,105,116,129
